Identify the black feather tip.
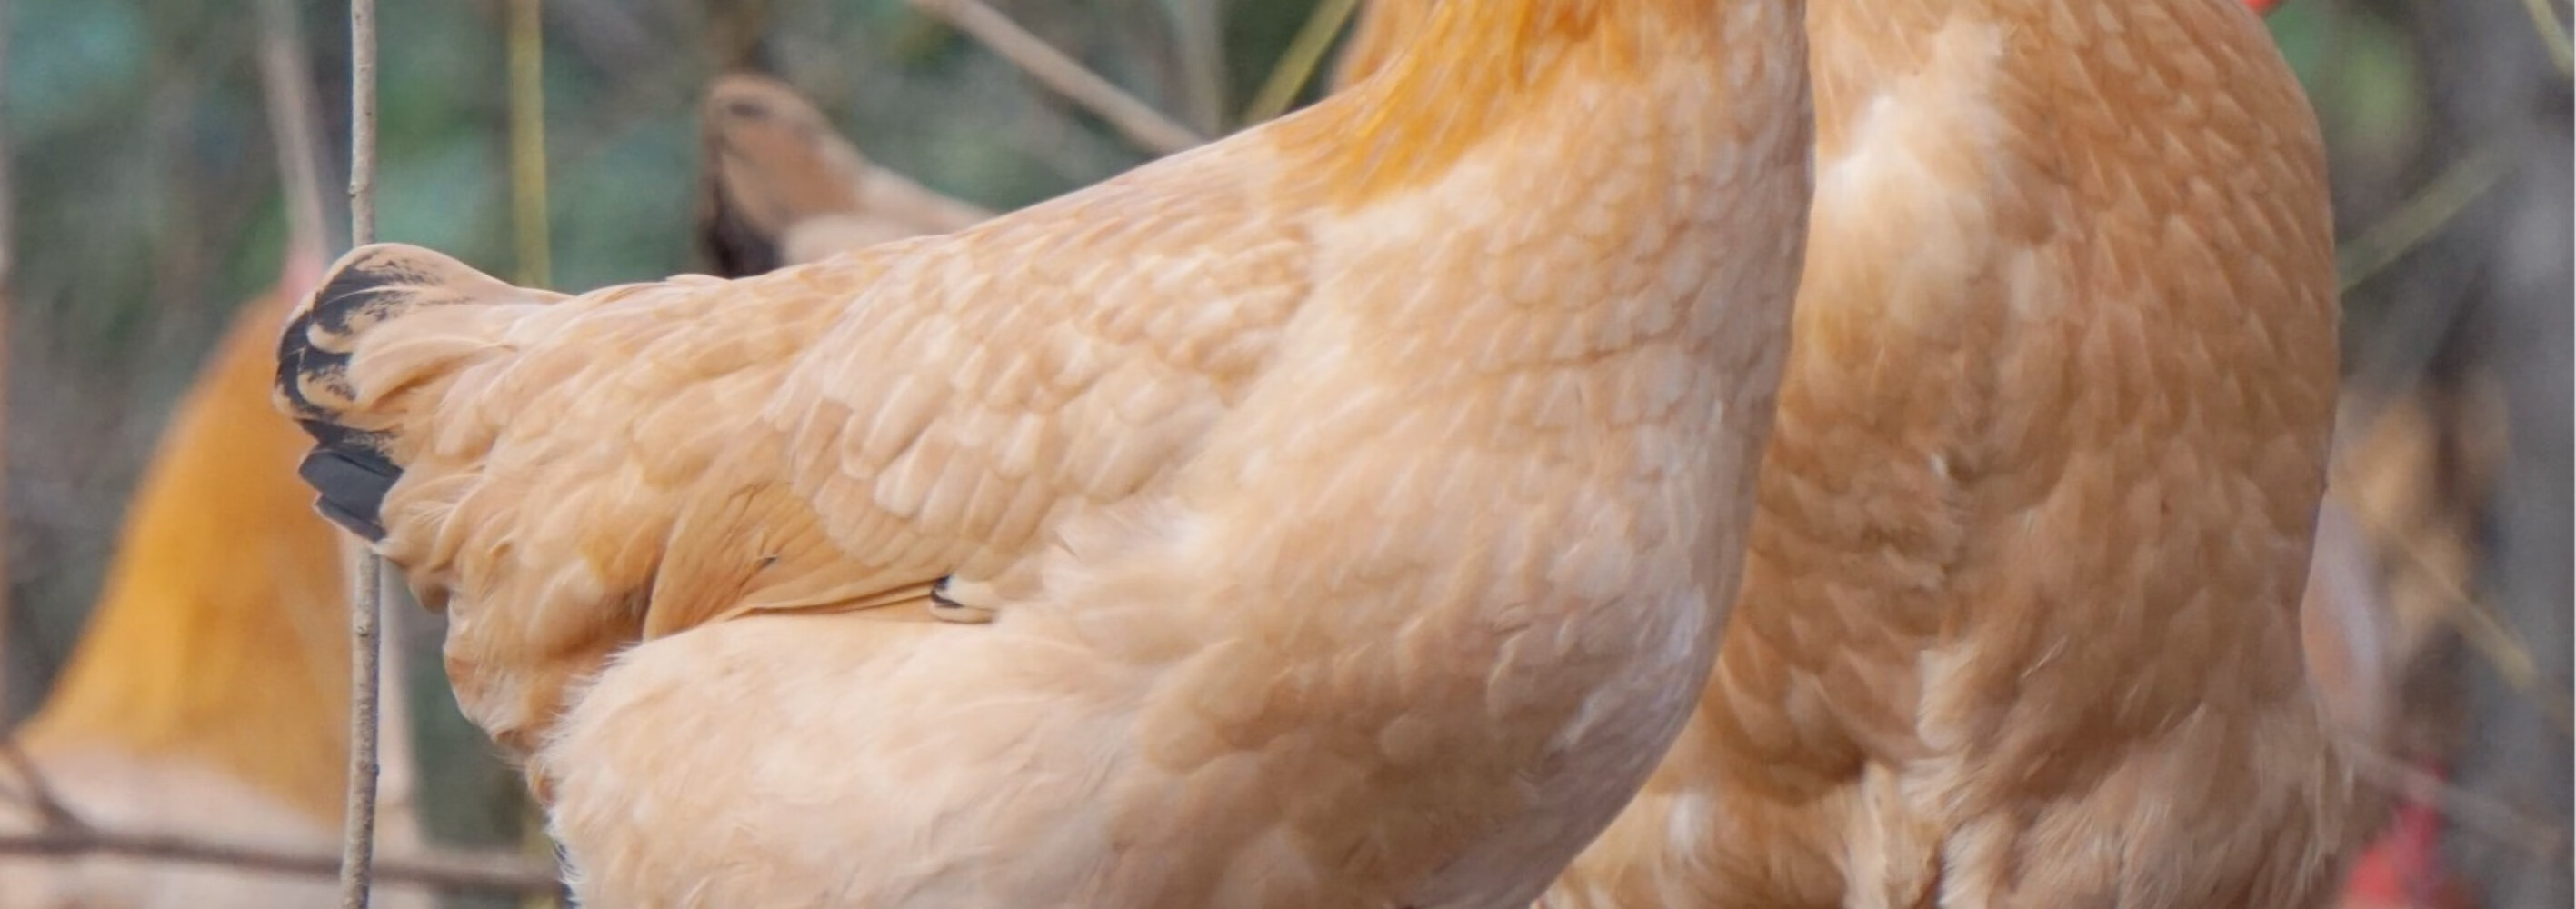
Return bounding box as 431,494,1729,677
299,446,398,542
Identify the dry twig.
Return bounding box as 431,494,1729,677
0,732,557,895
0,0,15,711
1157,0,1228,134
256,0,335,257
509,0,552,287
1243,0,1362,125
0,736,79,832
906,0,1205,155
2328,457,2576,736
2515,0,2573,76
0,827,563,896
341,1,385,905
2337,144,2510,294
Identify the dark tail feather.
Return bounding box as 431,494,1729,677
298,447,396,541
275,243,527,541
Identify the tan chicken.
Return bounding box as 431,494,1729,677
274,0,1817,904
0,251,433,909
2307,383,2505,909
695,73,991,277
1324,0,2361,906
2307,383,2508,745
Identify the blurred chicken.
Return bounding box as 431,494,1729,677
1340,0,2359,906
0,249,434,908
2308,382,2508,909
2311,382,2510,730
275,0,1817,904
696,73,991,277
0,5,438,904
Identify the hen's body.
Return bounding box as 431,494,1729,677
277,0,1819,904
1563,1,2355,904
1341,1,2358,906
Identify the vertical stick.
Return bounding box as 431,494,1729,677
1240,0,1360,125
0,0,16,724
338,564,384,909
507,0,549,288
256,0,337,261
350,1,379,247
339,0,383,906
1158,0,1226,134
505,5,558,905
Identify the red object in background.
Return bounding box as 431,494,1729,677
2340,763,2475,909
2247,0,2286,15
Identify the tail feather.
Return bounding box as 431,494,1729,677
275,243,536,541
298,448,399,541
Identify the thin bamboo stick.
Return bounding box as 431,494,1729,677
338,0,384,904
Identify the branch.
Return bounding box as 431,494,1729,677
906,0,1204,155
0,737,78,832
255,0,336,265
2515,0,2573,77
349,0,380,247
339,556,385,909
2327,455,2576,736
1241,0,1361,125
508,0,551,287
0,733,560,896
2337,143,2509,295
0,827,563,896
1155,0,1227,134
343,0,385,904
0,0,15,721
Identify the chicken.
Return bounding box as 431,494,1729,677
696,73,992,278
0,252,434,909
2308,382,2508,744
273,0,1818,904
1323,0,2359,905
2306,382,2506,909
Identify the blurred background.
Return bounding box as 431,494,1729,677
0,0,2564,906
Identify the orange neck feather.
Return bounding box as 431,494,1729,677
1286,0,1727,204
17,288,355,823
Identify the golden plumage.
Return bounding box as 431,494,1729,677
1343,1,2361,906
